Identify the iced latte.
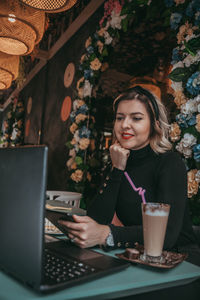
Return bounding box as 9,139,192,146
141,202,170,263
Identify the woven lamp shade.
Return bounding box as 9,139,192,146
0,52,19,90
19,0,77,13
0,0,45,56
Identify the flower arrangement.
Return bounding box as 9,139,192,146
66,0,130,201
66,0,200,222
167,0,200,224
0,97,24,147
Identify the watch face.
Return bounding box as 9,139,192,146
64,62,75,88
106,232,114,247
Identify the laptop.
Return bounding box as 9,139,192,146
0,146,129,293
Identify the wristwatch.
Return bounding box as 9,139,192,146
105,231,114,247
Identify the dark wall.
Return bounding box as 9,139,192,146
20,5,103,190
21,66,46,145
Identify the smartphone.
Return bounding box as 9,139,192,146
45,207,86,235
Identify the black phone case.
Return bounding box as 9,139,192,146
45,209,85,235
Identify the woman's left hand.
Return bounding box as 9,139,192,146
58,215,110,248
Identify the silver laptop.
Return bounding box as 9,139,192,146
0,146,129,293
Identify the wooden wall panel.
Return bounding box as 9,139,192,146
21,6,103,190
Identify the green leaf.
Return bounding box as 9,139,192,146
65,141,73,149
121,17,129,32
184,38,200,56
102,47,108,57
89,53,97,62
136,0,148,5
121,6,131,15
75,156,83,165
168,67,189,82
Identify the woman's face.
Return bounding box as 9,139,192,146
114,99,151,150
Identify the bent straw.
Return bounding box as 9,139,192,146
124,171,146,204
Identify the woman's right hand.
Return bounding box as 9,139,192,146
110,142,130,171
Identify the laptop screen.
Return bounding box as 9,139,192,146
0,146,48,288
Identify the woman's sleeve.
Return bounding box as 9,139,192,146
155,152,188,249
87,168,124,224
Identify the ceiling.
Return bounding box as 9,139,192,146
0,0,92,106
0,0,176,113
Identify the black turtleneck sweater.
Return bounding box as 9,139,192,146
87,145,196,251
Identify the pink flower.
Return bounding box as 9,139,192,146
99,0,123,27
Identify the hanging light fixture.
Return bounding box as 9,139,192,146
0,52,19,90
19,0,77,13
0,0,45,56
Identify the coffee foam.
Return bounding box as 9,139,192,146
144,209,169,217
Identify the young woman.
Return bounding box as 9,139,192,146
60,86,200,267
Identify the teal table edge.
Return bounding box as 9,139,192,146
0,247,200,300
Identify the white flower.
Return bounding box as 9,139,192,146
185,33,200,43
176,142,192,158
104,31,113,45
74,130,80,142
74,144,79,152
195,11,200,21
180,99,197,115
172,61,184,70
193,95,200,112
182,133,197,148
183,50,200,67
195,170,200,183
176,133,197,158
83,80,93,98
11,127,17,141
69,148,76,158
171,81,183,92
182,147,193,158
109,10,126,30
73,100,79,110
193,73,200,88
194,94,200,103
73,99,85,110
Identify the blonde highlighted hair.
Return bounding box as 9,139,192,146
113,86,172,154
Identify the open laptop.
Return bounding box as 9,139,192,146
0,146,129,293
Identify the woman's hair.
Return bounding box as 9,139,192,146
113,86,172,154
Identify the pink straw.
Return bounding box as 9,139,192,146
124,171,146,204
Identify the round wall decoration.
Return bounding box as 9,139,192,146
25,119,30,137
27,96,32,114
61,96,72,122
64,62,75,88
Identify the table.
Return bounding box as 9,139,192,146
0,248,200,300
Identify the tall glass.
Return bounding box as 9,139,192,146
141,202,170,263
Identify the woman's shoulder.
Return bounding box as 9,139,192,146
160,150,182,160
157,150,186,170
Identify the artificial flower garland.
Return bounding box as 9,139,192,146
66,0,200,217
1,97,25,147
66,0,129,195
167,0,200,206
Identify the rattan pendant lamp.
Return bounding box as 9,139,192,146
19,0,77,13
0,52,19,90
0,0,45,56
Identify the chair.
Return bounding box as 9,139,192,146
45,190,82,234
46,190,82,208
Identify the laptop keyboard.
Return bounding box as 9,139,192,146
44,248,98,284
